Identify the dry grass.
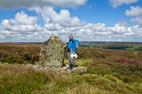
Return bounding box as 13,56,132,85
0,43,142,94
0,43,41,48
0,62,142,94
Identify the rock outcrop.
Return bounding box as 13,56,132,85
26,64,88,74
32,35,88,74
39,36,65,67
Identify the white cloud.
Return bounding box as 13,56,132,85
1,7,142,42
32,7,82,27
125,6,142,24
131,16,142,24
35,7,142,42
110,0,138,8
0,11,42,42
109,24,128,34
0,0,86,9
125,6,142,17
1,11,41,32
30,7,85,41
14,12,38,25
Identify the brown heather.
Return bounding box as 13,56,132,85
0,43,142,94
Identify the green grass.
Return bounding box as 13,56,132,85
0,57,142,94
79,42,142,51
0,43,142,94
0,64,48,94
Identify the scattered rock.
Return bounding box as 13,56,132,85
72,66,88,73
25,64,87,74
29,35,87,74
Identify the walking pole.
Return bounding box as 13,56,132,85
62,45,67,67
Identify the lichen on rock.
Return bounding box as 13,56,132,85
38,36,65,67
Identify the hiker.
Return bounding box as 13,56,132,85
64,34,78,69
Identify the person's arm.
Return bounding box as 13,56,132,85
76,40,79,47
64,42,68,48
66,42,69,47
73,40,77,53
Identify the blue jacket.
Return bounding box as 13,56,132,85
66,38,77,53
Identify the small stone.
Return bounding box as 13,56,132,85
72,66,88,73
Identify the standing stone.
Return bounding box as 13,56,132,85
39,36,65,67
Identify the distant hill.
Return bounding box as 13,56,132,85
0,43,142,94
1,41,142,51
79,41,142,51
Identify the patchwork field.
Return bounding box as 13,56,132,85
0,43,142,94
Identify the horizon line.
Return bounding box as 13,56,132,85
1,41,142,43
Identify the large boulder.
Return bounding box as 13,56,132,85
39,36,65,67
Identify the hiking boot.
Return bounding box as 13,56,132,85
66,66,72,70
66,64,73,70
62,64,66,67
70,64,77,69
74,65,78,67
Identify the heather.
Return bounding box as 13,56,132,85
0,43,142,94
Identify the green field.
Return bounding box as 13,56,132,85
79,42,142,51
0,43,142,94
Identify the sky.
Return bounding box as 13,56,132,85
0,0,142,42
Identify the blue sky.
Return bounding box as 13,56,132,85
0,0,142,42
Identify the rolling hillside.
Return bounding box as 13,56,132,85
0,43,142,94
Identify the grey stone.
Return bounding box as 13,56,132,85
72,66,88,73
25,64,87,74
38,36,65,67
